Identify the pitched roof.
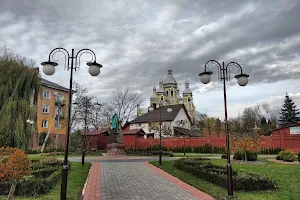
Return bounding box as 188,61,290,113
84,128,110,136
173,126,199,137
41,78,69,92
164,69,177,85
129,104,189,124
123,128,144,135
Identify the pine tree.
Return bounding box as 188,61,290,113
278,93,300,126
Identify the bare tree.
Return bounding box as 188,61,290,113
261,103,280,125
148,122,172,137
110,88,144,125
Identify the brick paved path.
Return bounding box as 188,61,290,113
84,162,214,200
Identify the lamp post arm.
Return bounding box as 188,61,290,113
75,48,97,69
225,62,243,81
204,60,222,80
48,47,70,67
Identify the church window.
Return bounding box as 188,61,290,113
166,91,169,96
161,97,163,101
188,98,191,102
171,91,173,97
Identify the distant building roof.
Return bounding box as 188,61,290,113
84,128,110,136
41,78,69,92
129,104,190,124
123,128,144,135
173,126,199,137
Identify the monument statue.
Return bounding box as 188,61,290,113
109,113,123,144
106,113,125,156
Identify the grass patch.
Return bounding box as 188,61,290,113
150,159,300,200
0,162,91,200
172,153,221,157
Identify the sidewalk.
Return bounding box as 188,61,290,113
83,162,214,200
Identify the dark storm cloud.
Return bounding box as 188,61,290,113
1,0,300,115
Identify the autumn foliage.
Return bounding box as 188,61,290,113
0,147,31,182
231,125,264,153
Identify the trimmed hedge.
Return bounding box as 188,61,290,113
174,158,276,191
260,148,283,154
0,170,61,196
221,154,227,159
233,152,258,161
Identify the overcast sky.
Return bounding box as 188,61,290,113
1,0,300,119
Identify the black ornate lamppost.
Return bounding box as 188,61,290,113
149,100,172,165
199,60,249,199
73,96,101,166
41,48,102,200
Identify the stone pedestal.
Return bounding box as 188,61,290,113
106,143,125,156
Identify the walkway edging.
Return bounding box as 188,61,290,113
83,162,101,200
143,162,215,200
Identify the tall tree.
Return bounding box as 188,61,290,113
194,112,208,134
278,94,300,126
241,107,258,134
215,118,222,137
0,46,40,149
110,88,144,125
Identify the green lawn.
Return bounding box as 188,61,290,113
0,162,91,200
172,153,222,157
150,159,300,200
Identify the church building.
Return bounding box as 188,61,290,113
149,67,195,121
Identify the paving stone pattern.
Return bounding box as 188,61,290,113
100,162,199,200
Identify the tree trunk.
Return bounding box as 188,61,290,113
244,150,247,161
7,182,16,200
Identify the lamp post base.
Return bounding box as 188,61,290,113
82,150,85,166
60,165,69,200
159,150,162,165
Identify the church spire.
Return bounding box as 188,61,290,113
168,59,172,74
183,79,192,94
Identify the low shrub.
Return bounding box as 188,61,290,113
40,158,63,167
0,169,61,196
174,158,276,191
233,152,244,160
278,150,296,162
298,152,300,162
221,154,227,159
233,151,257,161
276,155,283,160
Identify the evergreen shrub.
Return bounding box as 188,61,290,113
278,150,296,162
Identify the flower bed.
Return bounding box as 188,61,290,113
174,158,276,191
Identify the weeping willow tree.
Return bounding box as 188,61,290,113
0,46,40,150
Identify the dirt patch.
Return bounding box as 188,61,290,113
268,158,300,165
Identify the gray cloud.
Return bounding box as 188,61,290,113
1,0,300,117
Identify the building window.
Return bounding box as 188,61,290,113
188,98,191,102
42,120,48,128
42,105,49,113
43,89,50,99
166,91,169,96
161,97,163,101
171,91,173,96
